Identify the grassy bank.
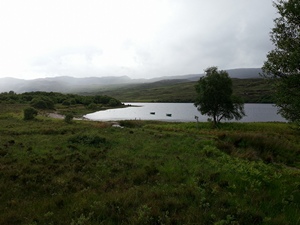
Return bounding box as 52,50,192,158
0,105,299,224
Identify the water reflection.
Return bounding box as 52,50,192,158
84,103,286,122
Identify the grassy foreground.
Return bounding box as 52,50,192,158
0,105,299,224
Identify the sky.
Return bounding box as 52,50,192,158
0,0,277,80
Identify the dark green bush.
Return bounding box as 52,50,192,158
68,134,106,146
23,107,38,120
64,113,74,124
30,97,54,109
108,98,121,107
62,100,71,106
69,98,77,105
94,95,110,104
119,120,144,128
87,103,98,110
217,133,300,166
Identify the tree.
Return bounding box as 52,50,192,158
194,67,245,126
108,98,121,107
23,107,38,120
262,0,300,125
64,113,74,124
30,97,54,110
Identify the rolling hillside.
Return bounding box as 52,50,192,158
89,78,273,103
0,68,272,103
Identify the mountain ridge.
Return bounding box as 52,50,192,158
0,68,262,93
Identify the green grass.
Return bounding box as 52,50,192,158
0,104,299,224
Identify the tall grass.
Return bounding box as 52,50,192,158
0,107,299,224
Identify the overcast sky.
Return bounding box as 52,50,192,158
0,0,276,80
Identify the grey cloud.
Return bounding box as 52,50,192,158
31,46,103,76
25,1,277,79
32,46,103,66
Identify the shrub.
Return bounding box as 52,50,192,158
119,120,144,128
87,103,98,110
30,97,55,109
68,134,106,146
23,107,38,120
69,98,77,105
62,100,71,106
94,95,110,104
108,98,121,107
64,113,74,124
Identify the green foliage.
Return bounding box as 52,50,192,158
1,105,300,224
87,103,98,110
23,107,38,120
68,133,106,146
0,91,123,118
64,113,74,124
119,120,144,128
108,98,120,107
0,91,121,108
262,0,300,125
93,95,110,104
30,97,55,109
93,95,121,106
70,98,77,105
217,132,300,166
62,99,71,106
195,67,245,126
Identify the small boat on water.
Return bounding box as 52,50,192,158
166,113,172,117
150,112,155,115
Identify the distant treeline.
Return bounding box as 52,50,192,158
0,91,122,110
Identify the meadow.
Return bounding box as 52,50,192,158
0,104,299,224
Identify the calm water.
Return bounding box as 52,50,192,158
84,103,287,122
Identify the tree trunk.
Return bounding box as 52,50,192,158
213,115,217,127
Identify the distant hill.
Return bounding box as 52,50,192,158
147,68,262,82
0,68,262,93
91,78,273,103
0,75,134,93
221,68,262,79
